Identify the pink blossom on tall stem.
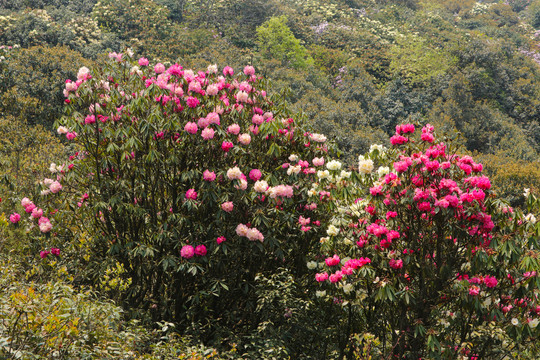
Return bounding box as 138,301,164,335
325,255,341,267
223,66,234,76
186,96,200,108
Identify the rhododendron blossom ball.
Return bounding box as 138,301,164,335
194,245,207,256
201,127,215,140
49,181,62,194
227,124,240,135
221,141,233,152
203,170,216,181
9,213,20,223
154,63,165,73
312,157,325,166
216,236,226,244
184,122,198,134
39,221,53,233
254,180,268,193
249,169,262,181
238,133,251,145
221,201,234,212
185,189,197,200
180,245,195,259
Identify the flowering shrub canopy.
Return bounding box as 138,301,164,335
311,124,540,358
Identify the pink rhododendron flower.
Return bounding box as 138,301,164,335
299,216,311,226
194,245,207,256
221,201,234,212
249,169,262,181
24,203,36,213
180,245,195,259
21,197,32,207
138,57,149,66
31,208,43,219
207,84,219,96
484,276,498,288
243,65,255,76
206,112,220,125
469,286,480,296
9,213,20,223
184,122,198,134
50,248,60,256
50,181,62,194
390,135,408,145
186,96,200,108
329,271,343,283
325,255,341,267
203,170,216,181
235,223,249,237
66,132,77,140
221,141,234,152
389,259,403,270
235,179,248,190
223,66,234,76
39,221,53,233
85,115,96,124
217,236,226,244
236,91,249,103
421,132,434,143
185,189,197,200
252,114,263,125
40,250,50,259
246,228,264,242
154,63,165,73
201,127,215,140
227,124,241,135
315,272,329,282
238,133,251,145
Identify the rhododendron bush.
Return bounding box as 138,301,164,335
7,52,339,340
311,125,540,358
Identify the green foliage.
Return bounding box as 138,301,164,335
257,16,314,69
0,46,90,126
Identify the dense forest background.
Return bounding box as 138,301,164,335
1,0,540,358
2,0,540,203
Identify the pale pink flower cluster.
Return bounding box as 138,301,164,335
221,201,234,212
267,185,294,198
227,167,243,180
309,133,327,143
236,91,249,103
253,180,268,193
227,124,241,135
236,224,264,242
38,217,52,233
238,133,251,145
203,170,216,181
49,181,62,194
185,189,197,200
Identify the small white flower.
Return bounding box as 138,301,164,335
207,64,218,73
524,188,530,198
307,261,317,270
317,170,330,179
343,283,354,294
326,225,339,236
326,160,342,171
524,213,537,224
287,165,301,175
511,318,519,326
288,154,299,162
340,170,351,178
377,166,390,178
529,318,539,329
358,159,374,174
369,144,386,153
49,163,57,173
316,290,326,297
